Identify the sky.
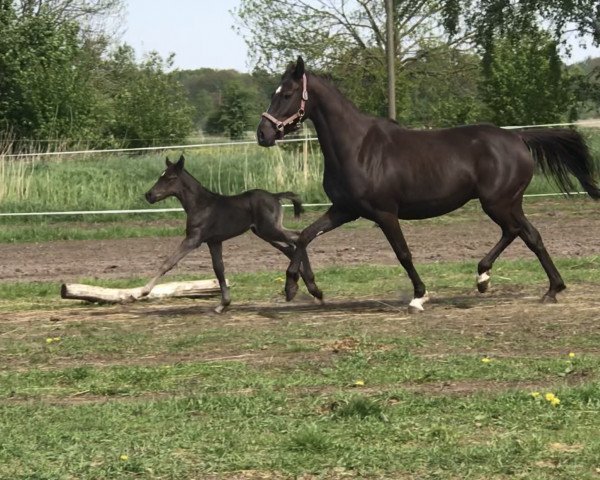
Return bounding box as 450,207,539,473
122,0,249,72
121,0,600,72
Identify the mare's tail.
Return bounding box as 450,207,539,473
518,128,600,199
276,192,304,218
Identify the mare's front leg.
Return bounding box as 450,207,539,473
375,211,428,313
286,207,357,301
139,234,201,298
208,242,230,313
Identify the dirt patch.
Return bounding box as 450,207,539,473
1,200,599,283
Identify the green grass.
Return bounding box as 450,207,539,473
1,255,600,477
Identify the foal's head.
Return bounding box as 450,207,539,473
257,56,308,147
145,155,186,204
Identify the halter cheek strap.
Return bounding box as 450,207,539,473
262,74,308,133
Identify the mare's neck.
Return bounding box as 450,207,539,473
307,74,367,164
176,171,215,213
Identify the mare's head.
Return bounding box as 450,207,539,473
145,155,186,204
257,56,309,147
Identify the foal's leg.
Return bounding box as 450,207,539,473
285,207,358,301
208,242,230,313
374,211,428,313
139,236,201,298
252,224,323,302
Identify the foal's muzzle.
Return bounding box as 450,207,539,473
145,191,157,204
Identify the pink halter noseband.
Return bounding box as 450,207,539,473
261,74,308,134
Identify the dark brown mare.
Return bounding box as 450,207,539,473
257,57,600,313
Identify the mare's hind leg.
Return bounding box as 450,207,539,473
208,242,231,313
516,214,566,302
284,207,358,301
481,201,565,302
374,211,428,313
476,227,517,293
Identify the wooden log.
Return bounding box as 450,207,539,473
60,279,227,304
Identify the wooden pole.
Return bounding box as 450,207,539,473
60,279,226,304
385,0,396,120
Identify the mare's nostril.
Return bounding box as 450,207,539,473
257,130,265,143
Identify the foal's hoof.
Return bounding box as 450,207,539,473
541,294,558,304
214,304,228,314
284,281,299,302
313,296,325,306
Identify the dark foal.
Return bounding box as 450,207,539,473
257,57,600,312
139,155,314,313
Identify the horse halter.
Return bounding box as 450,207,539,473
261,74,308,134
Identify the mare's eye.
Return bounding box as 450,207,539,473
283,92,292,99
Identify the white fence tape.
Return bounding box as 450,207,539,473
0,194,588,218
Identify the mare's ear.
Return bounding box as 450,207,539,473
175,154,185,171
293,56,305,79
165,157,172,166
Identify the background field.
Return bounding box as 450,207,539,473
0,130,600,479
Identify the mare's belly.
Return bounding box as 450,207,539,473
396,194,473,220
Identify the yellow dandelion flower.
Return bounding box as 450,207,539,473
53,337,61,342
46,338,53,344
481,357,491,364
354,379,365,386
568,352,575,358
119,454,128,461
530,391,541,398
550,397,561,407
275,277,285,283
545,393,556,402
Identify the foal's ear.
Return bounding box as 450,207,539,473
175,154,185,171
165,157,172,167
293,56,305,80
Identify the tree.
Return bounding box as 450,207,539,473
479,26,577,125
0,1,100,140
217,82,255,139
102,47,194,148
235,1,477,118
235,0,599,123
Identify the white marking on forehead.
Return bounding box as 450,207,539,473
160,170,166,177
275,85,282,94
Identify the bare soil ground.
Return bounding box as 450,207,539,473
1,199,599,283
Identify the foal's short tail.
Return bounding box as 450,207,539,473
519,128,600,199
276,192,305,218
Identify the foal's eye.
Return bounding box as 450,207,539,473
283,92,293,99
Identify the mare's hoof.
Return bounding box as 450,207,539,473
477,279,490,293
408,305,424,314
313,296,325,306
407,292,430,314
476,271,490,293
541,294,558,304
